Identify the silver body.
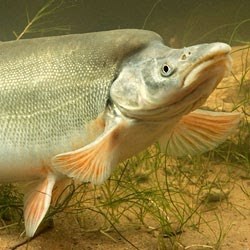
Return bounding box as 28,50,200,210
0,29,237,237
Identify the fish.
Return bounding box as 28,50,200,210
0,29,240,237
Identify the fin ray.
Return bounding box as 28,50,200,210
52,121,125,185
159,109,240,157
24,174,56,237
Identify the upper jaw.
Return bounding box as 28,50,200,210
182,51,232,89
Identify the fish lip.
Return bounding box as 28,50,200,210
180,43,231,88
181,53,231,89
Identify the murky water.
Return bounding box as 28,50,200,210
0,0,249,45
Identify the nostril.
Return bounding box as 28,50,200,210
181,51,192,60
181,54,187,60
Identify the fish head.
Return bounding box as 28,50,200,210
110,41,231,121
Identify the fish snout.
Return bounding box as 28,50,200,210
179,42,231,63
180,42,232,88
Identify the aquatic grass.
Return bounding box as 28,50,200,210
66,156,199,248
229,19,250,45
52,148,235,248
179,3,250,46
0,184,23,231
209,46,250,174
13,0,72,40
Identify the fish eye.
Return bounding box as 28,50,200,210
161,64,173,77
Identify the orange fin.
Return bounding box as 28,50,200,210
52,121,125,185
51,178,74,207
24,174,56,237
159,109,240,157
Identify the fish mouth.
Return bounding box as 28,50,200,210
121,43,232,121
173,55,231,104
182,49,231,91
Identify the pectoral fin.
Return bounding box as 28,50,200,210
52,119,126,185
159,109,240,157
24,174,56,237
